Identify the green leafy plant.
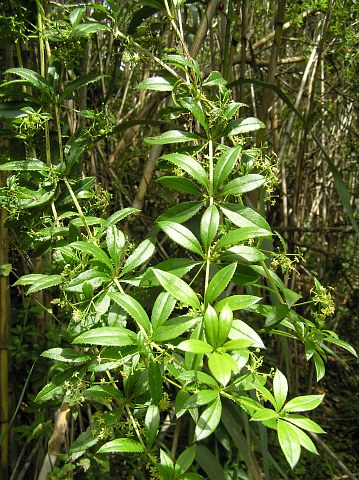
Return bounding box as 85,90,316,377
1,2,357,479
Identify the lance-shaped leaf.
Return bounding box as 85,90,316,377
152,316,199,342
203,71,227,86
102,208,139,229
285,414,325,434
108,292,151,334
185,390,219,408
162,54,201,77
273,369,288,411
224,117,265,135
324,337,358,357
177,339,213,354
148,360,163,404
194,397,222,441
277,419,301,469
250,408,278,422
215,294,261,312
160,153,209,189
72,22,111,37
219,174,265,197
223,245,267,263
283,395,324,413
5,68,55,102
64,269,110,292
26,275,62,294
180,97,208,132
200,205,219,252
145,130,202,145
228,319,265,349
69,241,113,271
159,221,203,256
41,348,91,364
72,326,136,346
152,269,201,309
157,176,203,196
0,159,50,171
97,438,144,453
213,146,241,190
137,76,176,91
214,226,271,251
220,204,271,231
122,238,155,275
208,352,238,386
106,226,126,270
157,201,203,224
151,291,178,330
145,405,160,448
205,263,237,305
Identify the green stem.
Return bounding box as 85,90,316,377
125,405,157,465
63,177,92,237
260,260,285,304
205,139,215,294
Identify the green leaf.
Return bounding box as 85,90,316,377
180,97,208,131
221,339,252,351
84,385,123,402
200,205,219,252
148,360,163,404
265,305,290,328
324,337,358,357
221,204,271,231
6,68,54,101
152,269,201,309
176,370,219,388
102,208,139,229
106,226,126,270
161,153,209,189
35,366,81,403
219,174,265,196
224,245,267,263
203,305,219,347
290,424,318,455
228,319,265,349
176,445,196,475
72,22,111,37
194,397,222,441
145,130,202,145
185,390,219,408
25,275,62,294
157,176,203,196
223,102,247,120
156,201,203,224
273,369,288,411
137,76,176,91
177,339,213,354
70,430,99,453
205,263,237,305
215,295,261,312
285,414,325,434
277,419,301,469
0,159,50,171
122,238,155,274
152,315,198,342
72,327,136,346
251,408,278,422
145,405,160,448
283,395,324,413
159,221,203,256
64,269,110,292
162,54,201,77
108,292,151,334
208,352,237,386
151,292,177,329
203,71,227,86
59,73,103,101
97,438,144,453
213,146,241,190
41,348,91,364
313,352,325,382
69,241,113,271
214,227,271,251
225,117,265,135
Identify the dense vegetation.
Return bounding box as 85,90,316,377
0,0,358,479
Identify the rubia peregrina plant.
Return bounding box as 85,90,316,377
0,4,357,479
